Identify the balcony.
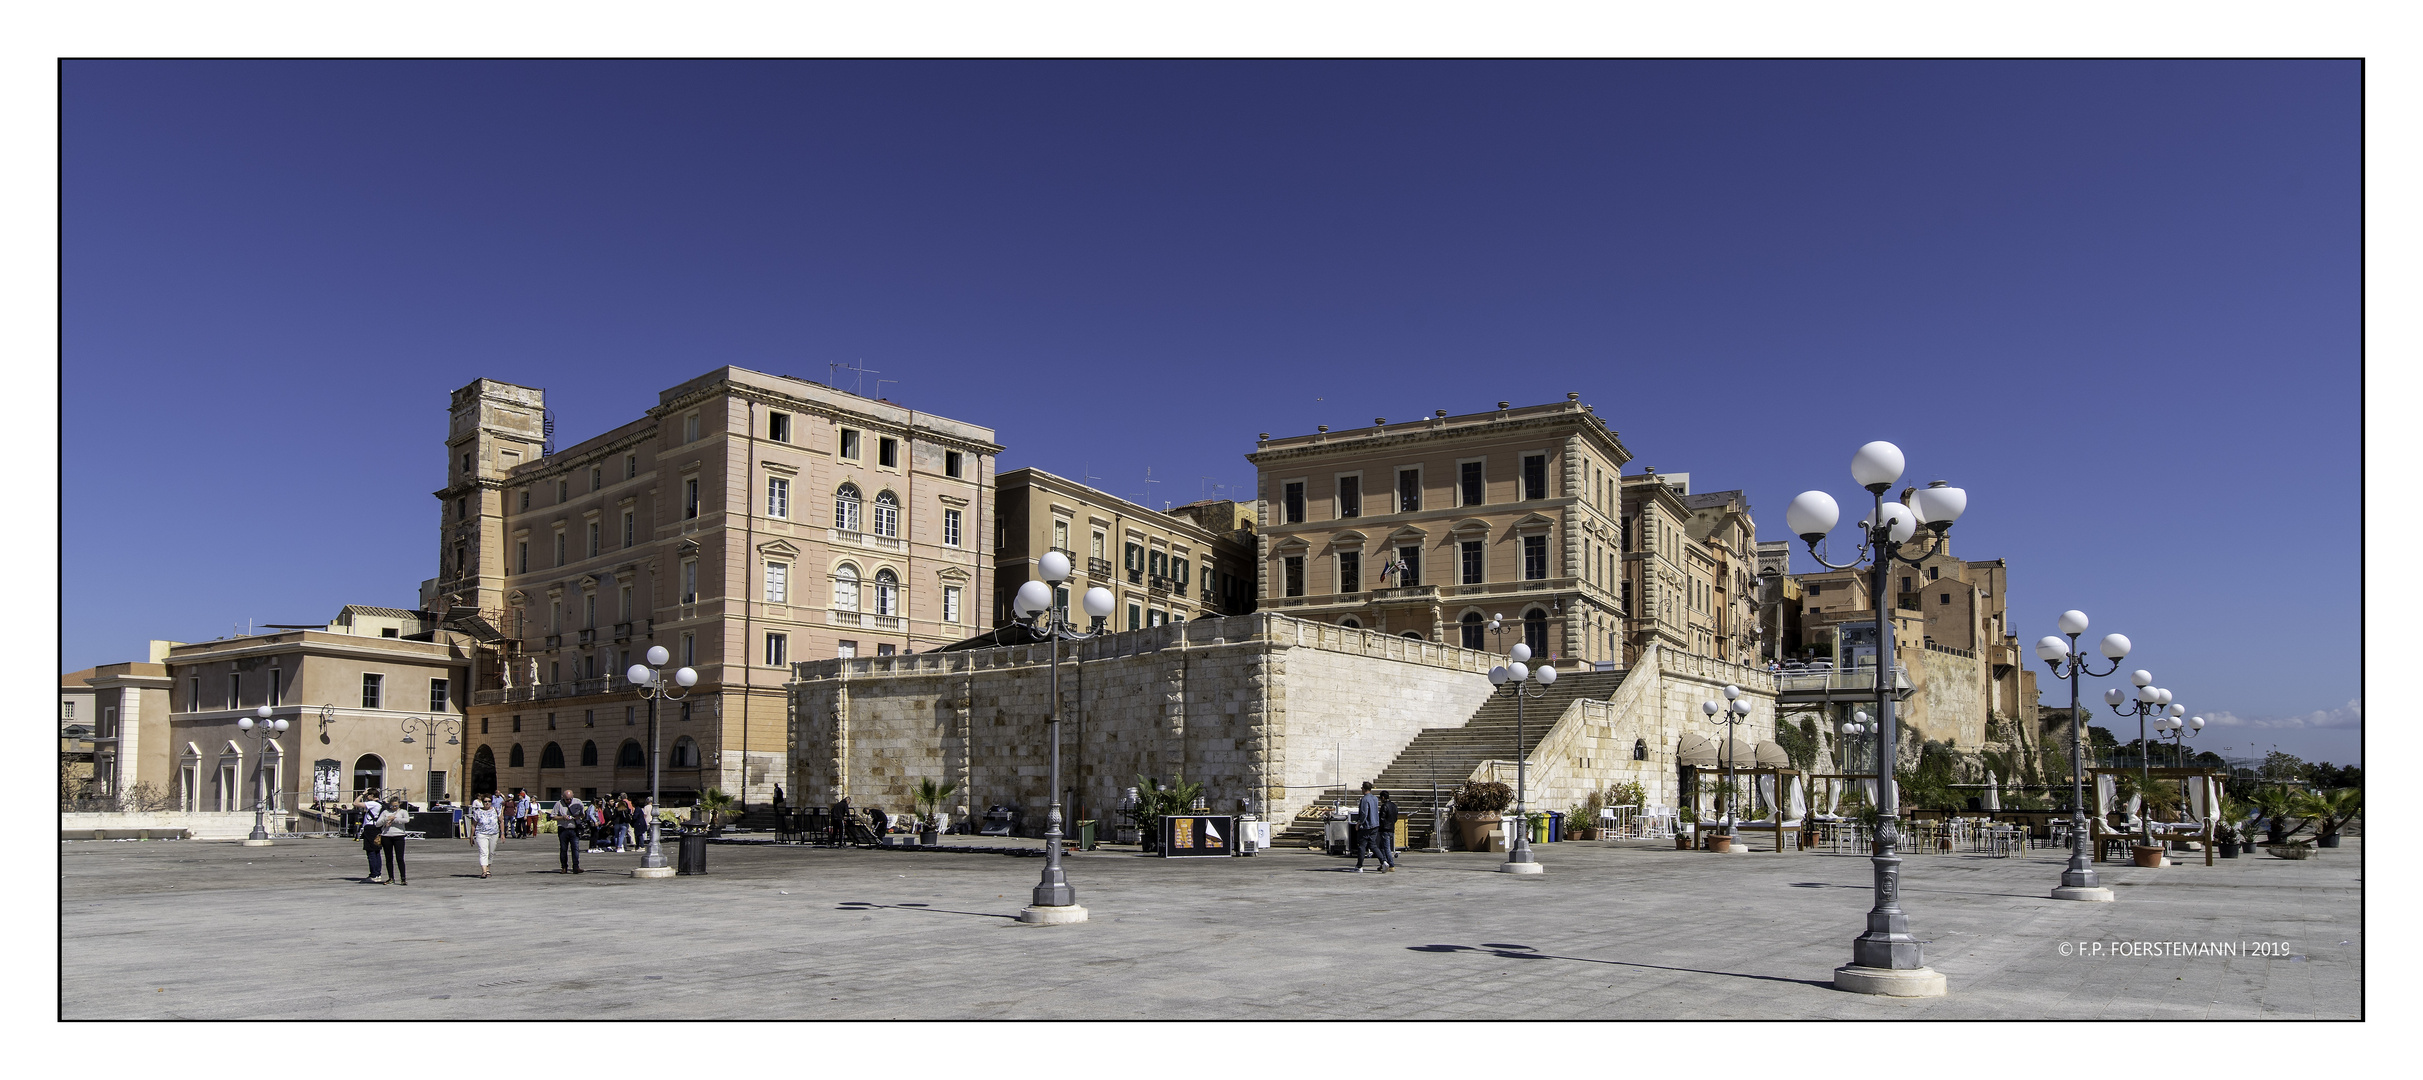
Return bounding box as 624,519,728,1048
1149,575,1175,595
1775,665,1913,701
577,628,596,645
471,674,640,706
543,634,561,649
613,622,633,641
1127,569,1144,585
1088,557,1114,579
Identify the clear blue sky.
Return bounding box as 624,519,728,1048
62,60,2360,764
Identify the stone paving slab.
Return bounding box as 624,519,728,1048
59,834,2360,1020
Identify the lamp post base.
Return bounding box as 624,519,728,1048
1833,964,1948,997
1495,860,1545,874
631,865,676,879
239,838,274,848
1018,903,1089,925
2050,885,2115,902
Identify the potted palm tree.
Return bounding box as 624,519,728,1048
696,787,738,837
913,777,959,845
2301,787,2360,849
1124,775,1203,855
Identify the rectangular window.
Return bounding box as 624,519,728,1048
1283,481,1305,524
681,632,696,667
188,676,200,711
517,541,529,574
1173,559,1189,590
587,521,601,558
1396,546,1421,588
554,532,566,566
1941,593,1952,605
943,585,962,624
1284,555,1305,596
1054,519,1070,552
767,477,790,519
679,477,698,519
1522,453,1547,501
227,673,241,710
1054,585,1070,620
768,412,791,442
619,584,632,621
943,508,962,547
1461,539,1485,584
1127,604,1142,631
518,489,530,511
1092,531,1106,559
945,450,964,478
622,510,636,547
837,640,857,658
1460,461,1484,506
462,452,473,474
684,413,701,443
765,632,788,667
584,593,597,628
62,700,73,720
879,437,899,467
1338,475,1361,518
429,678,450,713
268,668,282,707
1125,542,1144,583
361,674,383,710
765,561,789,604
1150,550,1167,579
1524,535,1549,580
550,599,562,632
840,429,861,459
681,559,698,603
626,453,638,479
455,496,467,520
1397,469,1421,513
1337,551,1360,594
590,466,603,492
557,479,570,503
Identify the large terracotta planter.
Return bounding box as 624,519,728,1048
1451,812,1503,852
1710,834,1734,853
2130,845,2166,867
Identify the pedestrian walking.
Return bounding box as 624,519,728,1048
356,793,385,882
1375,791,1400,872
378,799,414,885
554,789,587,873
467,794,501,878
1352,782,1383,872
517,790,537,838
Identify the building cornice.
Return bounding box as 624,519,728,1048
1249,407,1631,468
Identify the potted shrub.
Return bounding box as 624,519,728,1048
913,777,959,846
2248,785,2303,845
1675,806,1697,850
1450,781,1513,851
2301,787,2361,849
696,787,738,837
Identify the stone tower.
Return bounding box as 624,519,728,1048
433,379,547,618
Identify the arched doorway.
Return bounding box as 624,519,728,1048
351,754,385,798
471,745,497,796
1523,608,1549,657
1460,611,1485,649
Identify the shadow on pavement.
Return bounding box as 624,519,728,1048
1408,943,1835,989
836,900,1018,920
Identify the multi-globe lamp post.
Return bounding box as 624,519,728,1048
1699,687,1752,842
1787,440,1964,998
235,705,289,846
398,714,461,806
624,645,698,879
1485,641,1556,875
2104,676,2183,846
1010,549,1118,924
1841,709,1873,785
2034,610,2131,902
2159,714,2205,768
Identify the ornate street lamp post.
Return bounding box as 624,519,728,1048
1788,440,1963,997
2103,677,2179,846
235,706,288,846
2161,714,2205,769
1700,687,1752,842
2034,611,2131,902
1010,550,1118,924
1485,639,1556,874
625,645,698,879
399,715,461,806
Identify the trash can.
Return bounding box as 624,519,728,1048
1547,811,1564,843
1325,818,1352,856
677,831,709,875
1075,820,1097,851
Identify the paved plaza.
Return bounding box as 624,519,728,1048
60,834,2360,1020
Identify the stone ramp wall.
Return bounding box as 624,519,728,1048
1498,646,1785,816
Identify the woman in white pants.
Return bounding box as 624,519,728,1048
467,794,502,879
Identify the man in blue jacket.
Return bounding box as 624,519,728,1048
1353,782,1392,873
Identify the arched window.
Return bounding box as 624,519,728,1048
1401,631,1424,640
1633,738,1649,761
835,483,863,532
1338,617,1361,630
618,740,645,768
671,736,700,769
1523,607,1550,656
873,491,900,537
539,742,565,769
580,740,598,766
352,754,385,796
874,568,899,616
508,744,524,768
832,563,861,611
1460,611,1486,649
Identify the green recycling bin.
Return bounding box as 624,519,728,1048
1075,820,1097,851
1532,814,1551,844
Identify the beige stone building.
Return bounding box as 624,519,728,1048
991,468,1257,632
1245,396,1635,666
447,368,1001,807
1618,469,1715,666
1678,487,1764,667
159,615,477,812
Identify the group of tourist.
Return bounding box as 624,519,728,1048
349,788,661,881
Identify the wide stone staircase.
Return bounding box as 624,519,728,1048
1276,669,1629,848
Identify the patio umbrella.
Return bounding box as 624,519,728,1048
1983,771,2001,811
